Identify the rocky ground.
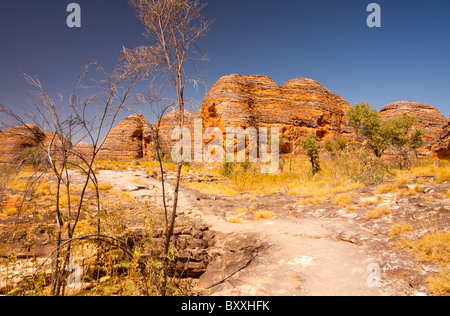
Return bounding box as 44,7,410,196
1,167,449,296
190,181,449,296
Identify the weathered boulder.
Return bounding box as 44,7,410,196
201,74,353,155
380,101,448,152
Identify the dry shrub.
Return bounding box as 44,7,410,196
228,217,243,224
389,222,413,237
398,232,450,267
2,206,18,216
427,270,450,296
89,182,114,191
366,206,392,220
333,194,351,207
254,210,275,221
296,196,327,205
236,207,248,214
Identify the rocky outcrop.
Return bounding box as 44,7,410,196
72,142,94,159
97,114,154,161
201,74,353,154
157,109,202,159
0,125,45,163
433,121,450,159
380,101,448,152
198,232,263,292
1,94,448,164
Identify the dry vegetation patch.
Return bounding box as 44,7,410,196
254,210,275,221
366,206,393,220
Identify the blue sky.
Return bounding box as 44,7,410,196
0,0,449,126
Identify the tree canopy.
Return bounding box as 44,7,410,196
347,102,424,168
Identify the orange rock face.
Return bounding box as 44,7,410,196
97,114,153,161
0,125,45,163
1,94,448,164
156,109,202,159
201,74,353,154
433,121,450,159
380,101,448,152
72,142,94,159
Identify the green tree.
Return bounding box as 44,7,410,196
324,139,334,153
408,129,425,157
302,134,321,176
324,137,348,153
347,103,388,158
384,113,423,169
347,103,424,169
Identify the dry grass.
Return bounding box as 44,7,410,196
394,174,412,187
435,167,450,184
8,178,28,191
360,198,377,207
407,160,450,184
248,196,258,202
129,178,147,185
58,194,81,207
427,270,450,296
34,182,53,196
228,217,243,224
94,160,132,171
374,173,415,195
397,232,450,267
254,210,275,221
296,182,364,198
389,222,413,237
366,206,392,220
1,196,26,216
333,194,351,207
88,182,114,191
445,190,450,199
293,182,363,206
2,206,18,216
395,188,414,197
374,183,397,194
184,156,368,198
296,196,327,205
236,207,248,214
110,190,133,202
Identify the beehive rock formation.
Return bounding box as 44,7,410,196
201,74,353,154
0,125,45,163
73,142,94,159
97,114,154,161
433,121,450,159
1,88,448,164
156,109,202,159
380,101,448,152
